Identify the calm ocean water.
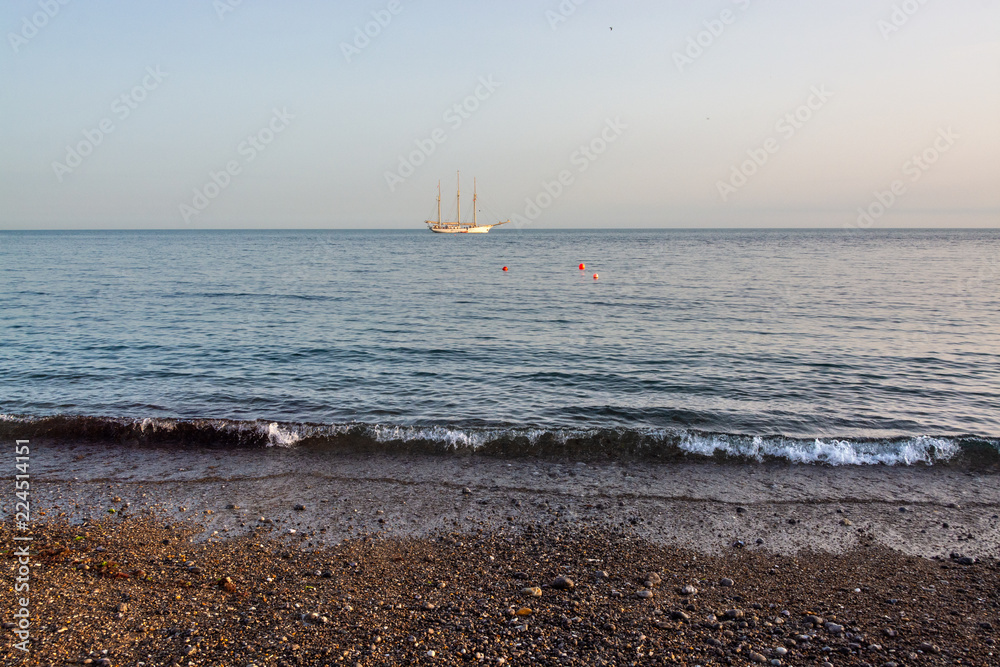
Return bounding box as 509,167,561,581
2,229,998,465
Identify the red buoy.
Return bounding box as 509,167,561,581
502,266,508,271
578,263,585,270
593,273,599,280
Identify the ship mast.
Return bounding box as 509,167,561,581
456,171,461,225
473,178,477,226
436,180,441,224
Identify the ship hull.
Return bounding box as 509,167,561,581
428,225,494,233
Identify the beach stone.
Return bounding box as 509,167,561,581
293,504,306,511
679,584,697,595
804,614,824,626
840,518,853,526
748,651,767,663
462,487,472,494
720,577,734,587
551,576,575,590
774,647,787,656
521,586,542,597
669,611,690,621
723,609,744,619
636,589,653,599
595,570,609,581
642,572,661,586
825,622,844,634
956,556,975,565
918,642,940,654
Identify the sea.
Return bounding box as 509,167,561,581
2,228,998,466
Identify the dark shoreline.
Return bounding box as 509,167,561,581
3,517,998,666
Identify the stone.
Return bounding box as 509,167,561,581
748,651,767,663
917,642,940,654
635,589,653,599
521,587,542,597
825,622,844,634
643,572,661,586
804,614,824,626
293,504,306,511
551,576,575,590
774,647,787,656
679,584,697,595
840,518,853,526
720,577,734,587
723,609,744,619
462,487,472,494
669,610,690,621
595,570,609,581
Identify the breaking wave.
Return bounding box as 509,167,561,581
2,413,998,468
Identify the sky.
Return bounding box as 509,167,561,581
1,0,998,229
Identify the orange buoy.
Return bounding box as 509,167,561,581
593,273,599,280
502,266,508,271
579,263,585,270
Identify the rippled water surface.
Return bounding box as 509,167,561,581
2,229,998,462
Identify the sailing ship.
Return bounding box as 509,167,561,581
425,172,509,233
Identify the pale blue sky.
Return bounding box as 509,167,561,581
1,0,998,229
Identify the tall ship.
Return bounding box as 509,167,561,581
425,172,509,233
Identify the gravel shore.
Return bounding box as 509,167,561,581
3,514,999,666
4,446,999,665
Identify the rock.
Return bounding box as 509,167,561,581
512,571,528,579
595,570,609,581
635,589,653,599
723,609,744,619
840,518,853,526
956,556,975,565
521,587,542,597
421,602,436,611
219,576,237,593
426,650,436,657
679,584,697,595
642,572,661,586
225,503,240,510
918,642,940,654
515,607,532,616
669,610,690,621
462,487,472,495
720,577,734,587
748,651,767,663
804,614,824,626
736,506,746,514
551,576,574,590
883,628,896,637
293,504,306,511
825,622,844,634
774,647,787,656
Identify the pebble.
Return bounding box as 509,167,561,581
462,487,473,495
748,651,767,663
840,518,853,526
521,587,542,597
642,572,661,586
669,610,690,621
720,577,734,587
917,642,940,654
595,570,609,581
723,609,744,619
825,622,844,634
635,589,653,599
774,647,787,655
679,584,697,595
293,504,306,511
551,576,575,590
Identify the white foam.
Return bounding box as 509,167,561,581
264,422,302,447
678,432,960,466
